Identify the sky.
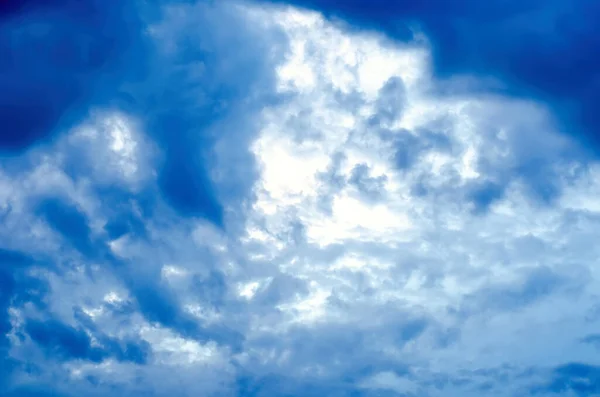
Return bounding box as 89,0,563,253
0,0,599,396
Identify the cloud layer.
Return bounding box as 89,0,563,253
1,1,599,396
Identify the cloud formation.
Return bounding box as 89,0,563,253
267,0,600,153
1,1,599,396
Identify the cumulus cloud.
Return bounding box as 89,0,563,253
0,1,599,396
267,0,600,155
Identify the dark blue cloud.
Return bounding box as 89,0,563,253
397,318,428,344
128,280,198,336
34,196,188,342
462,266,571,314
0,249,31,340
191,270,227,309
25,316,151,365
0,0,283,226
72,307,151,365
0,0,147,152
3,385,67,397
236,374,367,397
92,185,156,241
139,3,285,224
36,198,97,257
581,334,600,349
535,363,600,396
0,249,51,390
371,76,406,125
349,164,388,201
25,318,107,363
466,180,506,213
124,273,244,351
385,129,453,172
33,194,241,350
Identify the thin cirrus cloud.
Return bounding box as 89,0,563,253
0,1,599,396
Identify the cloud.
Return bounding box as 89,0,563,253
359,370,419,395
1,2,600,396
24,316,150,365
0,0,285,226
535,363,600,396
263,0,600,154
581,334,600,350
0,0,146,151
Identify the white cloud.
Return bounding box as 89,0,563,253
233,4,599,391
3,3,600,397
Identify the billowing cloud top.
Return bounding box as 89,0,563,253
1,1,599,396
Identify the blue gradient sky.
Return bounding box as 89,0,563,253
1,0,599,396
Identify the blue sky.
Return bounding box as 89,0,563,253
1,0,599,396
